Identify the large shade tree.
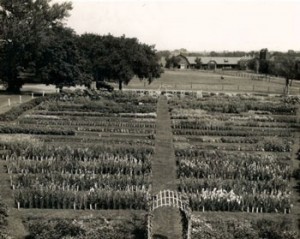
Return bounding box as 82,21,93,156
37,26,92,89
0,0,72,92
79,34,162,90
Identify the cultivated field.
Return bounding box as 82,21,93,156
0,72,299,238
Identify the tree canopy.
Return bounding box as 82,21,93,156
78,34,162,90
0,0,162,92
37,26,92,89
0,0,72,92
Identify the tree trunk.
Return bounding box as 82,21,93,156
6,79,22,93
118,79,123,90
284,78,290,96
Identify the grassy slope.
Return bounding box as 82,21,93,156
0,95,32,114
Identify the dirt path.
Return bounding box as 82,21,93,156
0,161,28,239
151,95,183,239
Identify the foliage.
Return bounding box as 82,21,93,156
165,55,181,69
26,216,146,239
191,216,298,239
0,197,8,239
78,34,162,90
36,27,93,89
195,57,202,69
0,0,72,92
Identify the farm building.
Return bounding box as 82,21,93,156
176,55,252,70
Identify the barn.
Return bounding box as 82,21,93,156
176,55,252,70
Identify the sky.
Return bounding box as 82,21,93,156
53,0,300,52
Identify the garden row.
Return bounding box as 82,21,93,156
0,91,160,212
2,143,152,210
168,94,298,214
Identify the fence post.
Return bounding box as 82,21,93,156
19,95,22,103
8,98,11,107
31,93,34,99
42,91,45,97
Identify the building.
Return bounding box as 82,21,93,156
176,55,252,70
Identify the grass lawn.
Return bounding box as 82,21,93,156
0,94,32,114
125,70,300,95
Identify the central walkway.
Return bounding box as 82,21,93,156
151,95,182,238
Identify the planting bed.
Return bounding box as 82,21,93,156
168,93,300,238
0,90,158,238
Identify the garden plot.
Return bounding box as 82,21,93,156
0,91,159,238
168,94,299,216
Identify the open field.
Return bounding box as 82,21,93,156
0,89,299,239
126,70,300,95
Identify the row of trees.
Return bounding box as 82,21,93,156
0,0,162,92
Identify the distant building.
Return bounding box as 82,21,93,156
176,55,252,70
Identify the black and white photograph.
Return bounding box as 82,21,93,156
0,0,299,238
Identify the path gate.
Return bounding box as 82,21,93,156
147,190,192,239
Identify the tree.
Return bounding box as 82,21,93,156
37,27,92,89
0,0,72,92
78,34,162,90
195,57,202,69
165,55,180,69
269,55,299,95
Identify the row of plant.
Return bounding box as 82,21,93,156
0,124,75,135
170,108,298,123
179,178,289,195
31,110,158,118
191,216,298,239
172,119,298,129
37,101,157,114
175,148,289,159
20,117,156,128
39,136,155,146
15,123,155,135
187,189,290,213
14,188,148,210
11,173,150,191
176,150,291,180
168,96,298,114
6,157,150,176
61,89,157,104
184,138,292,152
173,128,292,137
0,144,153,160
